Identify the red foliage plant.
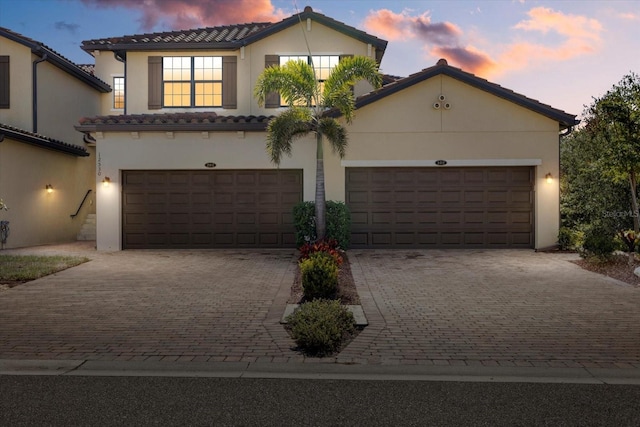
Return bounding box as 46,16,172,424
298,239,344,266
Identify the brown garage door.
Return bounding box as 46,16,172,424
122,170,302,249
346,167,534,248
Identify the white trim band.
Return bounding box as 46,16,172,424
341,159,543,167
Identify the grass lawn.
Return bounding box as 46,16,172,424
0,255,89,284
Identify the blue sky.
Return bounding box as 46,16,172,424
1,0,639,119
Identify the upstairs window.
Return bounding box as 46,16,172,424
113,77,124,110
163,56,222,107
278,55,339,106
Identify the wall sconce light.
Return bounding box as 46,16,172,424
45,184,53,193
102,177,111,187
545,173,553,184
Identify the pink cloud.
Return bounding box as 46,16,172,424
364,9,461,45
513,7,602,45
81,0,287,30
493,7,603,74
365,6,603,79
432,46,496,76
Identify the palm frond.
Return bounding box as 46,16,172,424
318,117,348,159
322,56,382,121
254,60,318,107
266,107,313,165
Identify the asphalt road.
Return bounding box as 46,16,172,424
2,375,640,426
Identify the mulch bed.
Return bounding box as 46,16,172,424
286,252,363,357
572,254,640,286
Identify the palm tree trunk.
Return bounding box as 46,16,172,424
315,131,326,240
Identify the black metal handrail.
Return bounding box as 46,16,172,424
70,189,92,218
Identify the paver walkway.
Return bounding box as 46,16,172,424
1,243,639,368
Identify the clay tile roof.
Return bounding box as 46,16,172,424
81,22,272,51
80,7,387,60
0,27,111,93
330,59,579,130
76,112,274,132
0,123,89,157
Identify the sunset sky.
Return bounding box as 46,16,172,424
1,0,639,119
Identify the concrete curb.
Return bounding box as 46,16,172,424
2,359,640,384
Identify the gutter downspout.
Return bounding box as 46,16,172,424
32,52,48,133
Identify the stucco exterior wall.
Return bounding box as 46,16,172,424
36,61,102,143
323,75,561,248
94,131,316,250
0,139,96,249
122,21,376,117
0,38,33,131
90,51,125,115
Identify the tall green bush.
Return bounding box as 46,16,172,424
292,201,351,248
299,251,339,300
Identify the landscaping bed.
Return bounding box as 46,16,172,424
285,248,363,357
0,254,89,291
288,253,360,305
572,254,640,286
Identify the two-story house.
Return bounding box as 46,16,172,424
3,6,578,251
0,27,110,248
76,6,578,251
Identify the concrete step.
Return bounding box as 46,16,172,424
77,213,97,241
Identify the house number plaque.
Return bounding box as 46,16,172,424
205,162,216,168
435,160,447,166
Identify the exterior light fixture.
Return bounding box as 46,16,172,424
45,184,53,193
102,177,111,187
545,173,553,184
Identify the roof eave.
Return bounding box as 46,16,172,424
0,28,111,93
338,64,578,129
32,47,111,93
243,10,388,54
0,127,89,157
75,122,268,133
81,41,241,53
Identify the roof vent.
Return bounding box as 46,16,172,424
437,58,448,66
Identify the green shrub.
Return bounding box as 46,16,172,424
286,299,355,356
580,224,617,260
300,251,339,300
326,201,351,249
557,227,577,251
293,201,316,247
292,201,351,249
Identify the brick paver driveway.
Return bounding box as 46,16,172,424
0,244,301,363
340,250,640,368
1,244,639,368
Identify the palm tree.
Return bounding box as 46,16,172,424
254,55,382,241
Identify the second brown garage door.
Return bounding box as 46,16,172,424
346,167,534,248
122,169,302,249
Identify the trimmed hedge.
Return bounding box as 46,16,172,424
292,201,351,249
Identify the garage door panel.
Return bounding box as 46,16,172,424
348,192,368,204
417,191,437,203
236,193,256,204
122,169,302,249
346,167,534,248
148,173,167,185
